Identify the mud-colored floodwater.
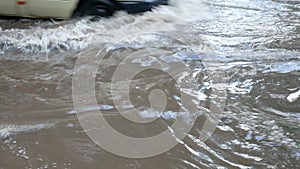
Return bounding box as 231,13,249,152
0,0,299,168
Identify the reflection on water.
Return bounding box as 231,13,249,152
0,0,299,168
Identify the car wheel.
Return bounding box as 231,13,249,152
77,0,115,17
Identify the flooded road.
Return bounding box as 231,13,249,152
0,0,299,168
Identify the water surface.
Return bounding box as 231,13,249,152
0,0,299,168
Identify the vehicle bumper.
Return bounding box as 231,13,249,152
117,0,168,14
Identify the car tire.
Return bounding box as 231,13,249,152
76,0,115,17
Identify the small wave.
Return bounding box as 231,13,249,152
287,90,300,103
262,61,300,74
227,79,253,95
0,124,50,139
139,110,203,123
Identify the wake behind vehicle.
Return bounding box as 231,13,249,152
0,0,168,19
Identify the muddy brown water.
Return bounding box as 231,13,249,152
0,0,299,168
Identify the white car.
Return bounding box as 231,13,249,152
0,0,168,19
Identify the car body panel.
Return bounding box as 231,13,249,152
26,0,78,18
0,0,17,15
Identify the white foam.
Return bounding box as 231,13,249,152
153,0,210,21
0,0,208,56
287,90,300,103
0,124,49,139
227,79,253,95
